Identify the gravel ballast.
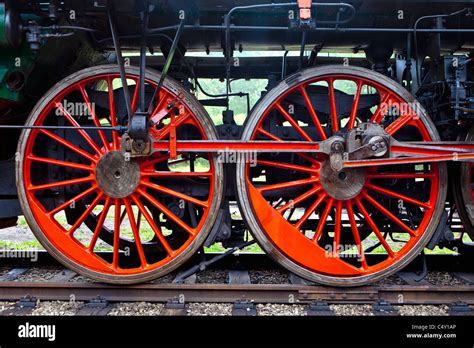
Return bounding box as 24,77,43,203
187,303,232,316
0,301,15,313
15,268,62,282
108,302,164,316
330,304,374,316
257,304,306,316
196,269,227,284
250,269,289,284
426,272,466,287
31,301,83,316
395,305,450,316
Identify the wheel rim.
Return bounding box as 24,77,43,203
237,66,446,286
17,66,223,283
453,126,474,239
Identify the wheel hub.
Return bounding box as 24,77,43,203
96,150,140,198
319,160,366,200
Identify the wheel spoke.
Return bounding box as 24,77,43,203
299,86,327,140
55,102,103,155
354,198,395,258
367,172,434,180
347,80,363,129
257,127,280,141
88,198,112,252
258,177,319,193
332,201,343,257
327,78,339,133
107,76,120,149
143,155,170,169
312,198,334,242
365,183,431,209
277,186,322,214
369,92,390,124
136,209,142,231
113,199,121,269
130,194,174,256
29,176,94,192
362,193,417,237
385,113,415,135
346,201,368,269
138,188,196,236
256,128,319,165
27,155,94,172
124,198,147,267
39,129,97,163
78,85,110,150
67,193,104,236
119,206,127,225
295,193,327,230
130,78,140,112
258,160,318,174
275,102,312,142
142,171,212,178
155,112,192,141
141,181,209,208
150,91,172,122
48,185,98,216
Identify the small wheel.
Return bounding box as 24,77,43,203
236,66,447,286
16,65,224,284
453,125,474,239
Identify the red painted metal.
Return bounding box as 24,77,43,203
298,0,312,20
152,140,321,153
21,72,216,277
243,72,442,278
344,152,474,168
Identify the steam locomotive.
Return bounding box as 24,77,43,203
0,0,473,286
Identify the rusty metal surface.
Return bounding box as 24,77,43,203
0,280,473,305
0,253,473,306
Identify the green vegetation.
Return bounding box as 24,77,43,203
204,242,263,254
0,240,43,250
17,216,28,227
197,78,268,125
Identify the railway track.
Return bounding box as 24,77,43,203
1,253,474,316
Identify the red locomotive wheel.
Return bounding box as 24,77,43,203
453,126,474,240
16,65,224,284
236,66,447,286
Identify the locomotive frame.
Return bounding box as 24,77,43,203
1,0,474,286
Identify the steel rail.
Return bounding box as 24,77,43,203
0,254,472,305
0,281,472,305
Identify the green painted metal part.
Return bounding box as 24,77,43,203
0,45,35,103
0,3,36,104
0,3,6,47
